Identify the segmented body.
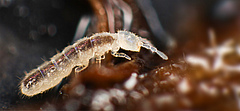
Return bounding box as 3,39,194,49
20,31,168,96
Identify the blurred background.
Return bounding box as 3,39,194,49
1,0,240,110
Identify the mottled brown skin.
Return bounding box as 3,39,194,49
65,48,77,59
91,36,115,47
23,70,42,89
55,54,68,66
40,62,56,76
22,35,115,91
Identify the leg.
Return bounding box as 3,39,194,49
75,65,87,74
95,55,105,65
111,51,131,60
75,59,89,74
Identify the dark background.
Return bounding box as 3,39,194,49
0,0,240,110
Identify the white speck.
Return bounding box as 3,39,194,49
206,39,233,56
172,63,184,70
199,82,218,96
186,55,210,70
155,95,174,106
153,82,158,86
91,90,113,111
178,79,191,94
212,54,224,71
168,74,179,82
140,86,149,95
138,74,145,79
124,73,138,90
159,80,167,85
199,82,209,92
130,91,143,100
224,65,240,72
109,88,126,104
205,39,234,71
164,72,170,76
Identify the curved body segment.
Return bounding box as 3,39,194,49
20,31,168,96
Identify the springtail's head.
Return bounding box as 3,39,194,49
117,30,168,60
117,31,142,52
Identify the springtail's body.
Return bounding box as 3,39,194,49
20,31,168,96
